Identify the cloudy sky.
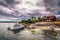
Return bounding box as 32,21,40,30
0,0,60,21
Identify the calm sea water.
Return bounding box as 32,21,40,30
0,23,60,40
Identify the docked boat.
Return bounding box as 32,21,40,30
7,23,25,33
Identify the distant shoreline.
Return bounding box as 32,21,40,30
0,21,17,23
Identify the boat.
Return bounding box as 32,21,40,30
7,23,25,33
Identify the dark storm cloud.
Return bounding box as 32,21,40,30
5,0,22,4
0,0,21,19
28,11,42,17
57,1,60,7
46,8,55,12
44,0,56,6
0,11,17,17
0,2,7,7
28,10,40,15
57,11,60,15
44,0,60,15
5,0,14,4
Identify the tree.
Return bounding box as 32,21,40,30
20,20,28,24
37,17,42,22
31,17,36,23
27,19,32,23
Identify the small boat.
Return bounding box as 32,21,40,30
7,23,25,33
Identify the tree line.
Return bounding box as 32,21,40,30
19,17,42,24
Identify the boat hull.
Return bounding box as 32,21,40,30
10,27,25,34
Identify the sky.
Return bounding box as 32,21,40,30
0,0,60,21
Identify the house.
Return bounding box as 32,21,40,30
42,16,56,22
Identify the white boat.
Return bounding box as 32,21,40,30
7,23,25,31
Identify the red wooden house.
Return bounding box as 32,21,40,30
42,16,56,22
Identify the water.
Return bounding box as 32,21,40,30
0,23,60,40
0,23,44,40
